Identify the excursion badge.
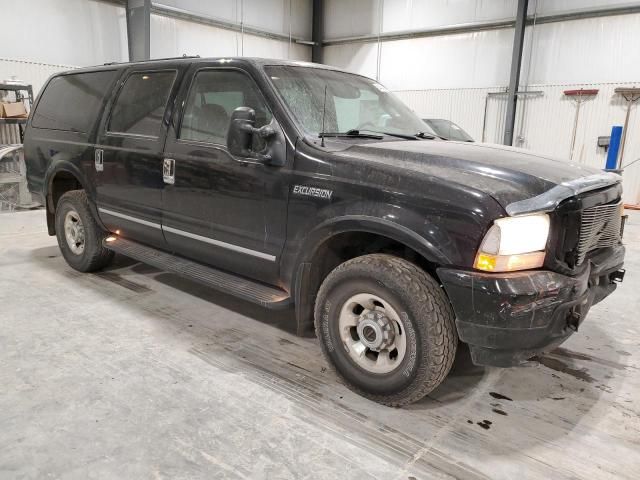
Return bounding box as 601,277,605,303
292,185,333,200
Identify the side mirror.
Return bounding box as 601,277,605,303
227,107,276,163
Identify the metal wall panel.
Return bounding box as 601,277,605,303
323,0,383,39
0,59,76,96
378,29,515,90
158,0,312,39
534,0,640,15
322,43,380,79
150,14,311,61
325,0,640,38
2,0,310,68
324,9,640,88
0,124,22,145
0,0,127,66
382,0,516,33
151,14,240,58
324,4,640,204
521,13,640,85
395,82,640,204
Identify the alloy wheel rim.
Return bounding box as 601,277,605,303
64,210,85,255
338,293,407,374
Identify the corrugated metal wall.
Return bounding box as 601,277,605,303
0,58,78,145
324,9,640,90
395,82,640,204
0,0,312,93
324,1,640,205
151,14,311,61
0,0,128,66
158,0,312,39
0,58,76,97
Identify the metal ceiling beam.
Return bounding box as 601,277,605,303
311,0,324,63
126,0,151,61
322,3,640,46
503,0,528,146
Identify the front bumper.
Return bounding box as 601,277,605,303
438,245,625,367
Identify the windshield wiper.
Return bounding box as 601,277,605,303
350,129,441,140
416,131,438,139
351,129,421,140
319,130,384,140
318,129,436,141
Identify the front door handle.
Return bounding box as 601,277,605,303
95,148,104,172
163,158,175,185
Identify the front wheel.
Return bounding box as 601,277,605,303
315,254,457,407
55,190,114,272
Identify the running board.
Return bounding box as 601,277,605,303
103,237,291,309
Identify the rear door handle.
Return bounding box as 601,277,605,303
163,158,175,185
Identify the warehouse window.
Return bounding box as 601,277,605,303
31,70,117,133
180,69,272,146
108,71,176,138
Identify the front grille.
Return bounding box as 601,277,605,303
576,201,622,265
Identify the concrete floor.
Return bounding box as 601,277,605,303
1,209,639,480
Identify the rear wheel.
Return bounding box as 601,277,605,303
55,190,114,272
315,254,457,407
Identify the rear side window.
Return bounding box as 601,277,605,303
108,71,176,137
31,70,117,132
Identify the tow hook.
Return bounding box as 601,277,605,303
611,269,626,283
567,310,582,331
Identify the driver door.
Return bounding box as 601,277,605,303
161,66,288,285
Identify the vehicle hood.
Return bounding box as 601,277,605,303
337,140,604,210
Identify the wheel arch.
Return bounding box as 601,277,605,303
292,215,452,336
45,163,98,235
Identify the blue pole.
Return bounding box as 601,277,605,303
606,126,623,170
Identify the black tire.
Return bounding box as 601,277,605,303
55,190,114,272
314,254,457,407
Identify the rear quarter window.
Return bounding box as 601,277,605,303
31,70,118,133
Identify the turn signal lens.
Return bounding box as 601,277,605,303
474,251,546,272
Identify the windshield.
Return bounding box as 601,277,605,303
423,119,474,142
265,66,435,138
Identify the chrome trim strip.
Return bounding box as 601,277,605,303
98,208,162,229
98,208,276,261
163,225,276,261
506,172,622,216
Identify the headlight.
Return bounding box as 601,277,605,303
474,214,550,272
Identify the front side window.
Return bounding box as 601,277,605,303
180,69,272,145
32,70,117,133
265,66,434,138
108,71,176,137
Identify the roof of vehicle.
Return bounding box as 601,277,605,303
59,56,346,75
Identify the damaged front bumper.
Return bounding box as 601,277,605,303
438,245,625,367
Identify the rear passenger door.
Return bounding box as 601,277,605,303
95,66,182,249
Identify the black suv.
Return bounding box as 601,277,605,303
24,57,625,406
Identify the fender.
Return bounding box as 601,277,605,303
44,161,106,234
300,215,453,267
290,214,456,336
